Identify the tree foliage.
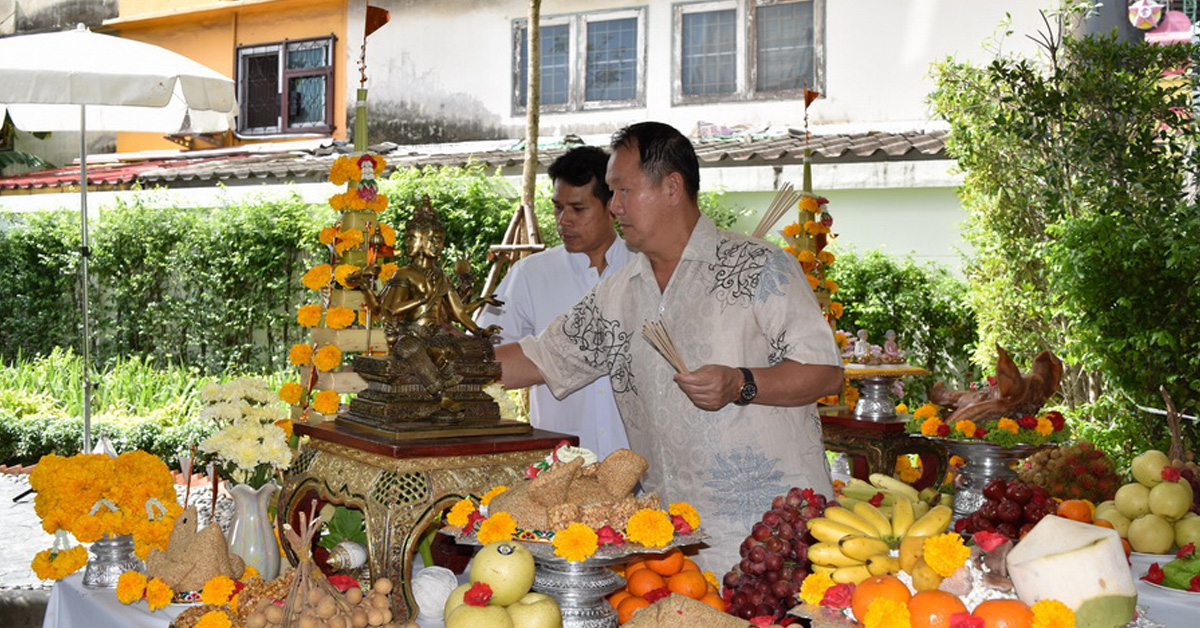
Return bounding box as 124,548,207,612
929,3,1200,456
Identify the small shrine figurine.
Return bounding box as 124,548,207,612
853,329,871,360
882,329,907,364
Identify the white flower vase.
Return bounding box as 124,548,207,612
228,482,281,580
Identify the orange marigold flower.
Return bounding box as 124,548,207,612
288,343,313,366
668,502,701,530
325,306,356,330
997,418,1020,434
798,572,835,606
334,228,364,255
334,264,361,288
1035,416,1054,437
1032,599,1075,628
200,575,237,606
274,419,294,438
923,532,971,577
116,570,148,604
195,611,233,628
278,382,305,405
311,390,341,415
797,249,816,264
312,345,342,372
553,523,599,562
297,304,322,327
302,264,332,290
799,196,820,212
783,223,802,237
625,509,674,548
920,417,943,437
145,578,173,611
480,486,508,507
379,262,399,283
477,512,517,545
318,227,338,246
862,597,910,628
806,274,820,290
446,499,476,527
379,222,397,247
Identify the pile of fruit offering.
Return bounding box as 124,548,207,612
1099,449,1200,555
444,541,562,628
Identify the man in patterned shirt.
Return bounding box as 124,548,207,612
495,121,843,573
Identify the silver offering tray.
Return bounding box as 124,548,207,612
445,527,707,628
914,435,1054,522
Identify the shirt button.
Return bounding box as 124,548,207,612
658,305,665,314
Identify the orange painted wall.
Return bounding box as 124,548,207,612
112,0,349,152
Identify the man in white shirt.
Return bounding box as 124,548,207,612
477,146,632,458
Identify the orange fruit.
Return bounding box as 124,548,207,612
679,557,701,572
699,591,727,612
625,560,648,576
666,570,709,600
617,595,650,624
851,575,911,622
644,548,685,576
609,590,632,608
1092,518,1114,530
1121,537,1132,558
625,569,667,598
908,590,968,628
972,599,1033,628
1056,499,1092,523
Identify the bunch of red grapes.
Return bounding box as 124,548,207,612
721,487,827,621
954,478,1057,541
1179,466,1200,516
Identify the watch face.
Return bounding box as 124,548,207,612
741,382,758,402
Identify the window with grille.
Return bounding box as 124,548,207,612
513,9,646,113
236,36,335,135
674,0,822,104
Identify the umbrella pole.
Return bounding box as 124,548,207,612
80,104,92,453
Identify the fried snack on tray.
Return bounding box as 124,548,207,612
172,604,238,628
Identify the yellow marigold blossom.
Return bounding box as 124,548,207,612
30,546,88,580
274,419,293,438
669,502,701,529
912,403,941,421
446,499,476,527
823,279,839,293
997,418,1020,434
288,343,313,366
899,467,921,483
799,196,820,212
480,486,508,506
798,572,835,606
830,302,844,319
358,310,371,326
145,578,174,611
834,331,848,346
318,227,338,246
863,597,911,628
379,262,399,283
844,384,859,407
241,565,259,580
329,156,358,185
920,417,943,437
954,420,977,438
1032,599,1075,628
895,403,908,414
334,264,361,288
297,304,322,327
803,220,819,235
371,155,387,172
366,194,388,212
553,522,599,562
783,223,803,238
949,455,965,467
196,610,233,628
782,245,799,258
116,570,147,604
279,382,305,406
477,511,517,545
923,533,971,577
625,509,674,548
379,222,397,247
325,306,356,330
797,249,816,264
312,390,341,415
1035,416,1054,437
302,264,333,290
313,344,342,372
201,575,237,606
806,274,819,290
335,228,364,255
817,250,835,265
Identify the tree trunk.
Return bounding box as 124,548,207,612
522,0,543,236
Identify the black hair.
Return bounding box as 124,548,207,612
610,122,700,201
547,145,613,205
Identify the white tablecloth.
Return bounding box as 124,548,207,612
43,574,185,628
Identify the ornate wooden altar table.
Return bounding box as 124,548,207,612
820,412,947,490
279,421,575,623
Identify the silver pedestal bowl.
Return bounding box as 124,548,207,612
916,436,1052,522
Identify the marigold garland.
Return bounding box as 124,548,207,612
862,597,911,628
480,486,508,506
446,499,475,527
297,304,322,327
334,264,361,288
325,306,356,330
31,546,88,580
954,420,977,438
997,418,1020,434
799,572,835,606
553,523,599,562
302,264,332,291
334,228,364,255
923,532,971,577
1031,599,1075,628
668,502,701,530
625,509,674,548
116,570,148,604
318,227,338,245
477,512,517,545
312,390,341,415
378,222,396,247
313,345,342,372
146,577,174,611
288,343,314,366
201,575,237,606
279,382,305,405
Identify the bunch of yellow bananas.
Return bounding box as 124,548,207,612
806,500,953,585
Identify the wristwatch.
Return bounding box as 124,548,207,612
733,367,757,406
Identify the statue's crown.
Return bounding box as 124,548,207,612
406,195,444,233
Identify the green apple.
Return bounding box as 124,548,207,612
1175,514,1200,549
507,592,562,628
1128,514,1174,554
446,602,515,628
444,582,472,620
470,541,536,606
1114,483,1151,519
1148,480,1193,522
1131,450,1171,488
1094,500,1117,517
1093,510,1131,537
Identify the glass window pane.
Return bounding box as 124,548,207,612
243,52,279,130
288,75,326,126
586,18,637,102
286,40,330,70
682,10,736,95
516,24,570,107
516,25,528,106
757,2,814,92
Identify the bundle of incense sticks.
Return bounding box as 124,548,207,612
642,319,688,373
751,182,801,240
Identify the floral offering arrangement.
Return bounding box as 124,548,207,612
1142,542,1200,592
780,193,843,324
115,565,259,613
29,450,183,579
905,402,1069,448
197,378,293,488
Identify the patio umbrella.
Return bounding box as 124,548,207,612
0,24,237,452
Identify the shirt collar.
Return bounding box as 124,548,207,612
628,213,718,279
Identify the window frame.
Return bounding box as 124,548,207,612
512,7,647,115
235,35,336,136
672,0,823,106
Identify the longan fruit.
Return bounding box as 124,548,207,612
372,578,393,595
344,587,364,605
351,608,369,628
370,594,390,609
264,605,285,624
